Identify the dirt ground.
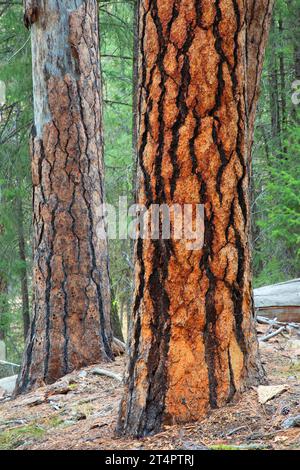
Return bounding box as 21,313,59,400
0,326,299,450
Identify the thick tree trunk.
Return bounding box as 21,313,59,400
16,197,30,341
15,0,113,395
118,0,271,437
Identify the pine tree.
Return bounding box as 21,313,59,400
15,0,114,394
118,0,273,437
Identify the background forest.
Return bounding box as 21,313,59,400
0,0,299,365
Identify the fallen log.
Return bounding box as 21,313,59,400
112,337,126,356
0,360,20,368
91,368,122,382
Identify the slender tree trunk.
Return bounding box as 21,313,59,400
126,297,131,345
111,288,124,342
278,17,286,133
132,0,139,203
267,18,281,145
16,197,30,341
120,297,124,331
0,275,6,362
269,62,280,138
127,0,140,340
246,0,275,149
246,0,274,252
16,0,113,395
118,0,272,438
0,224,7,344
295,46,300,81
292,48,300,124
0,276,6,342
292,0,300,81
278,16,287,157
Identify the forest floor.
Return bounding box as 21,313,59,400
0,325,299,451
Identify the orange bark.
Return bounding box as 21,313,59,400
118,0,271,437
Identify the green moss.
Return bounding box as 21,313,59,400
0,414,65,450
210,444,239,451
289,361,300,373
68,383,78,390
0,424,46,450
42,415,64,428
210,443,270,451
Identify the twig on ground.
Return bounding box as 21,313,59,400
227,425,247,436
259,326,286,342
257,315,299,330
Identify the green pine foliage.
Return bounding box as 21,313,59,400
252,0,300,286
100,1,135,321
0,4,32,362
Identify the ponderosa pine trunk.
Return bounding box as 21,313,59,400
118,0,273,437
15,0,113,395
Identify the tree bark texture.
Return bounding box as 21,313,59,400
118,0,270,437
16,0,113,395
16,197,31,341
